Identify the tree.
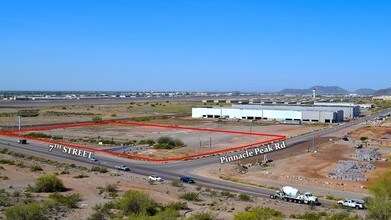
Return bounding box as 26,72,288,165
366,170,391,220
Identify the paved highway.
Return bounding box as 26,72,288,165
0,108,389,207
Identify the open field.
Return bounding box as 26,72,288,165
0,101,215,128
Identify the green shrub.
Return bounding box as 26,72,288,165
294,212,324,220
0,196,11,207
154,136,186,149
33,174,66,193
25,132,52,139
30,164,43,172
47,193,82,209
366,169,391,220
115,190,158,216
190,211,216,220
4,203,46,220
16,161,26,168
99,167,108,173
105,184,118,192
180,192,200,201
87,212,104,220
234,207,283,220
132,116,152,122
152,208,180,219
91,166,101,172
327,213,359,220
0,148,9,154
97,184,118,198
60,170,70,175
221,191,235,198
165,201,189,210
238,193,251,201
171,180,183,187
91,166,108,173
92,116,102,122
13,191,21,197
139,139,156,146
73,174,89,178
52,135,63,140
0,159,15,165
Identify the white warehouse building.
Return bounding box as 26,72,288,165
192,102,361,123
192,107,343,123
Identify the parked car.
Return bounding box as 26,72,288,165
148,175,163,182
180,176,195,183
115,165,130,171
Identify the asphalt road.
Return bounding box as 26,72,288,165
0,108,390,207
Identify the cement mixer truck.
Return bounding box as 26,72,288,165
270,186,320,205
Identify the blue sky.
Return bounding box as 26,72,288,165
0,1,390,92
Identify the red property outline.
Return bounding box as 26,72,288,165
0,121,286,162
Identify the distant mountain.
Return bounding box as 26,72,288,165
279,86,349,95
374,87,391,96
354,88,376,95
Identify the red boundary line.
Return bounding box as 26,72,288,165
1,120,286,163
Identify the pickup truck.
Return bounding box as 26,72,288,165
115,165,130,171
337,199,365,209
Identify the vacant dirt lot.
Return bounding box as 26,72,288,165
19,122,326,160
349,126,391,140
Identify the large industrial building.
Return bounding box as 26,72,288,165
192,102,360,124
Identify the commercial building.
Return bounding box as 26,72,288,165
192,102,359,124
372,96,391,101
313,102,360,118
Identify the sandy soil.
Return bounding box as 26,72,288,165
349,126,391,140
1,149,363,219
196,122,391,199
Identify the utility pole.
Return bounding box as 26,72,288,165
18,115,22,130
312,135,315,152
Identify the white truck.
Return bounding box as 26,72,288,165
270,186,320,205
337,199,365,209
